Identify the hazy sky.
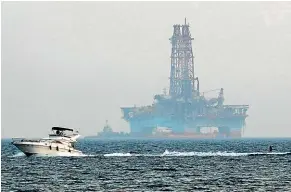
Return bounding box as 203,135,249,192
2,1,291,138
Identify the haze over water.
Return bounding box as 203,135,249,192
2,1,291,138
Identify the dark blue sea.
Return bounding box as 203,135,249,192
2,138,291,191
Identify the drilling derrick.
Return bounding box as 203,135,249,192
170,19,197,99
121,19,249,138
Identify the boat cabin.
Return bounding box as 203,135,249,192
49,127,74,137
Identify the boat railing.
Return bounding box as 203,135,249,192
12,137,75,144
12,138,60,143
12,138,25,142
12,138,44,142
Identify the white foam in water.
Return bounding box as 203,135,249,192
161,150,247,156
161,150,291,157
102,150,291,157
10,151,290,158
104,153,132,157
12,152,25,157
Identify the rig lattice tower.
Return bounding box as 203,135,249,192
170,18,199,99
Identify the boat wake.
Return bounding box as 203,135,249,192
161,150,291,156
103,150,291,157
10,150,291,158
104,153,132,157
12,152,26,157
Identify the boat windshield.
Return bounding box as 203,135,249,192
52,127,73,132
49,127,77,137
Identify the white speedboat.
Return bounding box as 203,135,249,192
11,127,83,156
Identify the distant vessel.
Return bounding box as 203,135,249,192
85,120,130,139
11,127,83,156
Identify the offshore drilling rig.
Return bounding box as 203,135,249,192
121,19,249,138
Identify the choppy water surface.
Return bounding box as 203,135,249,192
2,138,291,191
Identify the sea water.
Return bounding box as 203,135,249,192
2,138,291,191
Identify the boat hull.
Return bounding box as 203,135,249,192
12,142,83,157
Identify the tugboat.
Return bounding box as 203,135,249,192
85,120,130,139
11,127,83,156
